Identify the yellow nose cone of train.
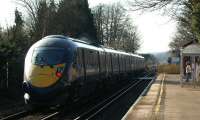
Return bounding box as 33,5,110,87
27,64,65,88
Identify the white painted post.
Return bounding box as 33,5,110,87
180,48,183,87
6,62,8,88
192,55,196,87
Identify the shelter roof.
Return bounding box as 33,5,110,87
182,43,200,55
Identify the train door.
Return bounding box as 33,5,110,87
106,53,112,76
99,51,106,79
110,53,113,75
73,48,85,98
134,57,137,71
125,55,127,73
128,56,131,73
112,54,117,75
84,49,99,96
133,57,135,72
123,55,125,73
73,48,84,81
118,54,121,75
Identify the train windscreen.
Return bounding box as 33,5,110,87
32,48,65,65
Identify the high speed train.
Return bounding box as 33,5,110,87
23,35,144,106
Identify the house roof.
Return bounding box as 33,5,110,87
182,39,198,48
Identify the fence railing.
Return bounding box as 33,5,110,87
0,60,24,95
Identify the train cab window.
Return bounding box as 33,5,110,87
32,48,66,65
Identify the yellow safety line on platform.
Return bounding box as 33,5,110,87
155,73,165,113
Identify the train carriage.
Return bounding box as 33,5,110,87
23,35,145,106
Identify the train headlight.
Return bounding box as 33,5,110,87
24,93,30,100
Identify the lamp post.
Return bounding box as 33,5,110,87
180,47,183,86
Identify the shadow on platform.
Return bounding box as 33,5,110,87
164,80,180,85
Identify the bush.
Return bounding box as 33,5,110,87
157,64,180,74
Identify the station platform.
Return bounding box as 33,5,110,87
122,74,200,120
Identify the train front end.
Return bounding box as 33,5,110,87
23,35,75,106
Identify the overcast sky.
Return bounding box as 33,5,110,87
0,0,177,53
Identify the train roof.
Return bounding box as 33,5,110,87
132,54,144,59
103,47,123,54
38,35,144,59
71,39,103,52
34,35,75,49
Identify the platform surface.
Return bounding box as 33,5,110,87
164,74,200,120
123,74,200,120
122,74,164,120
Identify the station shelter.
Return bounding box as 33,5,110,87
180,43,200,87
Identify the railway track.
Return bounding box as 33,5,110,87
0,110,29,120
32,74,155,120
40,111,59,120
74,80,145,120
0,73,155,120
73,78,153,120
0,109,60,120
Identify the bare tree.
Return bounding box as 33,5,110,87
16,0,40,31
129,0,200,51
93,3,140,52
128,0,198,21
169,1,198,57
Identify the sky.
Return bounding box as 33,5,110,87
0,0,177,53
0,0,16,27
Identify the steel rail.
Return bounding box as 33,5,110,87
40,111,59,120
121,76,156,120
13,73,154,120
74,77,151,120
0,110,29,120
